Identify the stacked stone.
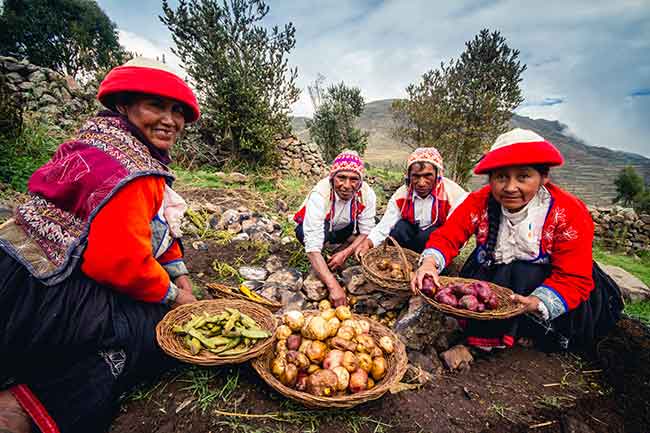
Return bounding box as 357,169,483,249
0,56,98,129
276,135,328,178
590,206,650,254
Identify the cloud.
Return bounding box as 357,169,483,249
117,30,183,75
100,0,650,156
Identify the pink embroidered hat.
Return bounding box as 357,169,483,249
329,150,365,179
97,57,200,123
474,128,564,174
407,147,444,173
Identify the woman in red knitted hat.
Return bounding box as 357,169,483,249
0,58,200,433
411,128,622,367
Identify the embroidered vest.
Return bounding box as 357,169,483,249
0,115,172,285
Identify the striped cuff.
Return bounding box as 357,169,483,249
161,282,179,305
162,259,189,279
420,248,446,272
530,285,567,321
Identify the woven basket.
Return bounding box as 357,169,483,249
252,311,408,409
416,276,525,320
206,282,282,312
358,236,419,293
156,299,277,366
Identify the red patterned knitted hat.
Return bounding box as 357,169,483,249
407,147,444,174
329,150,365,179
97,57,200,122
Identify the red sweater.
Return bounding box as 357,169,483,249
81,176,184,303
425,183,594,312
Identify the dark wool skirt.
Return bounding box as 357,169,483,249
389,220,438,253
459,248,624,351
0,249,174,433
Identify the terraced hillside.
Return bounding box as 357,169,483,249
292,100,650,206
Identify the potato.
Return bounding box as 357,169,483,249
367,377,375,389
286,350,310,371
276,339,288,354
332,366,350,391
330,336,357,352
355,334,377,354
358,353,372,372
336,326,355,341
307,364,321,374
299,338,313,354
378,336,394,354
370,346,383,358
318,299,332,311
307,369,338,396
371,357,387,381
284,310,305,331
390,263,402,272
323,349,345,370
296,372,309,391
326,317,341,337
320,308,337,321
377,258,391,271
357,319,371,334
280,363,298,387
390,269,403,279
306,340,328,363
303,316,329,341
276,325,293,340
271,356,287,378
287,334,302,351
335,305,352,321
342,351,359,373
349,369,368,393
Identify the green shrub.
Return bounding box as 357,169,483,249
0,116,62,191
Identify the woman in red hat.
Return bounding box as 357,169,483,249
411,128,622,362
0,58,200,433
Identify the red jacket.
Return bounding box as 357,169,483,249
425,183,594,311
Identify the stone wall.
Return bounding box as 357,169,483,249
276,135,328,178
591,206,650,254
0,56,98,129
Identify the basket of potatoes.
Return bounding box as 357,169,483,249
357,236,420,293
251,300,408,408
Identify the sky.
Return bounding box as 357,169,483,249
96,0,650,157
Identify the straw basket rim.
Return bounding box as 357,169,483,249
252,311,408,409
205,282,282,312
156,299,277,366
417,276,525,320
358,236,419,293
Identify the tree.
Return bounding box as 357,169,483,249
0,0,128,80
161,0,300,165
614,166,645,206
392,29,526,185
307,82,368,162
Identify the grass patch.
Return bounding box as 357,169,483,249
593,246,650,286
624,301,650,325
173,167,227,189
180,366,240,413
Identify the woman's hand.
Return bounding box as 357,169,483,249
510,294,541,314
175,275,193,292
354,238,373,257
172,288,197,308
410,256,441,295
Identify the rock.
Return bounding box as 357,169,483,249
18,81,34,91
241,280,264,291
28,70,47,83
265,268,303,292
201,203,223,216
350,295,379,315
276,199,289,213
257,285,281,302
217,209,240,229
40,94,57,105
250,230,273,242
3,61,25,72
641,214,650,225
264,255,283,273
394,296,443,351
280,290,307,313
378,294,409,311
402,363,434,386
622,208,638,221
0,204,13,220
5,72,22,83
237,207,252,220
232,232,250,242
241,218,257,234
302,272,328,301
227,222,242,234
228,172,248,183
341,266,366,293
281,236,293,246
191,240,208,251
598,263,650,302
440,345,473,371
238,266,268,281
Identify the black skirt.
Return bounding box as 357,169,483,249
459,248,623,351
0,249,174,433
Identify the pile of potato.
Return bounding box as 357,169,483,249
271,301,395,397
376,258,405,279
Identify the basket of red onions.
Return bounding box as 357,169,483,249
416,276,525,320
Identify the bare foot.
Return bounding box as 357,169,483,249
0,390,31,433
440,344,474,371
517,337,534,348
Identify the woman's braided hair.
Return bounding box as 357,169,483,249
483,164,550,268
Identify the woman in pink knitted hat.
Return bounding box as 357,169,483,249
0,58,200,433
356,147,467,255
411,129,622,368
293,150,377,306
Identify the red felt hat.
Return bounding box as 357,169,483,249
474,128,564,174
97,58,200,123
